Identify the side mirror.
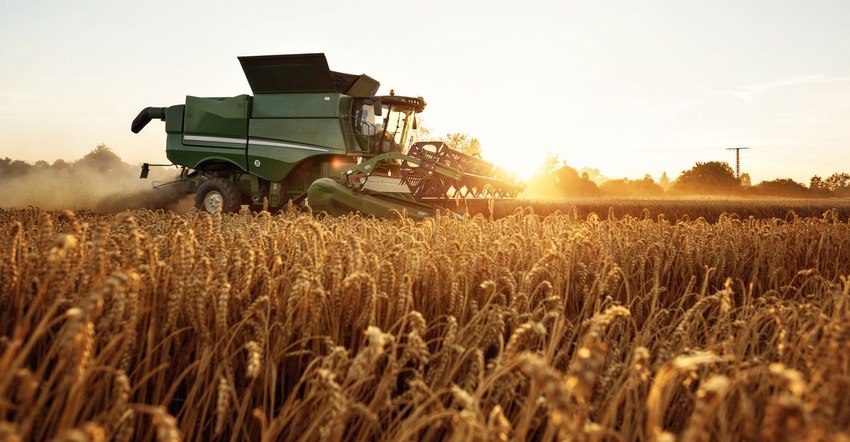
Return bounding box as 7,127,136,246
412,113,418,130
373,100,382,117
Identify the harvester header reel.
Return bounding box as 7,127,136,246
400,142,525,200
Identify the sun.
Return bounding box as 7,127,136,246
481,145,544,181
411,118,545,181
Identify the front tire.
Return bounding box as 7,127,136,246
195,177,242,214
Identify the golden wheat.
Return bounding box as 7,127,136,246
1,205,849,440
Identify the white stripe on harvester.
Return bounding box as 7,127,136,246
183,135,246,145
183,135,330,153
249,139,330,152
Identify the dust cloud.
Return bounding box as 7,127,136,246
0,146,194,213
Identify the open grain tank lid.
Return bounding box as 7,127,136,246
238,53,380,96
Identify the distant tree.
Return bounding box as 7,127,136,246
599,178,629,196
442,133,482,157
552,164,600,197
824,172,850,190
670,161,740,195
750,178,810,198
639,174,664,196
77,143,124,174
809,175,833,197
523,151,564,197
409,119,483,157
658,172,672,192
578,167,607,185
537,151,562,177
824,172,850,197
599,175,663,197
739,173,752,187
0,157,34,179
410,118,436,143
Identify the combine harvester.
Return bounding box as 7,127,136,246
132,53,524,219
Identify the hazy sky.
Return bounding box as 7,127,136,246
2,0,849,184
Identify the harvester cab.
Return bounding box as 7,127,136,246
132,53,523,218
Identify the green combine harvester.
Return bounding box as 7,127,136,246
132,53,524,219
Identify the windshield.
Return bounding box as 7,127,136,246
354,99,414,154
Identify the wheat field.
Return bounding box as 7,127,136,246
1,205,849,441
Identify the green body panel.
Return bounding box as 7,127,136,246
165,106,184,134
240,157,358,208
249,118,348,151
165,97,251,171
166,133,247,171
251,93,349,118
279,158,356,202
245,142,321,182
184,95,250,139
245,93,356,182
247,118,349,182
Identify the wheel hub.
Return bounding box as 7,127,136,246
203,191,223,213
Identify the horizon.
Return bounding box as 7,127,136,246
2,143,842,190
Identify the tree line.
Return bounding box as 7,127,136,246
524,153,850,199
0,143,134,179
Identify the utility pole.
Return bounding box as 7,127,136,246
726,147,750,181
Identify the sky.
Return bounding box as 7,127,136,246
1,0,849,185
